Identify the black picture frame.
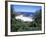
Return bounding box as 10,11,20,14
5,1,45,36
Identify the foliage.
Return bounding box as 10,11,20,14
11,9,42,32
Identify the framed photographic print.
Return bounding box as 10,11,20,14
5,1,45,36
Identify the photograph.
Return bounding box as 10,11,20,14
5,1,45,35
11,3,42,32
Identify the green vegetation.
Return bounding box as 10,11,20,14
11,9,42,32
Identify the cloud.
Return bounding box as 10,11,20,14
15,15,34,22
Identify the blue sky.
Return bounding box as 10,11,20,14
11,5,41,13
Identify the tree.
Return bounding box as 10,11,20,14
32,9,42,30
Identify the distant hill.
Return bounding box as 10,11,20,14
14,12,35,17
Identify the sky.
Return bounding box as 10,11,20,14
11,5,41,13
11,5,41,22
